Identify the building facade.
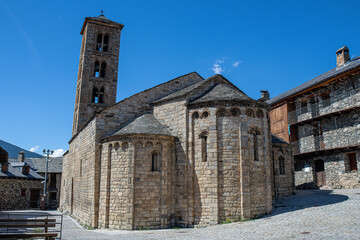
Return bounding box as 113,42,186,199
60,15,294,230
269,46,360,189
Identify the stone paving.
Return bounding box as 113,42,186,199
2,189,360,239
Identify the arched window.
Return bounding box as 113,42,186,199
279,156,285,175
103,34,109,52
216,108,227,117
92,87,99,103
151,151,161,171
94,61,100,77
99,87,104,103
100,62,106,78
230,108,240,117
200,132,208,162
96,33,102,51
250,128,260,161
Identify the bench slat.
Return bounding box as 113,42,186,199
0,218,56,223
0,223,56,228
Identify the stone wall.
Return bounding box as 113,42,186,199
272,143,294,199
0,178,42,210
295,151,360,189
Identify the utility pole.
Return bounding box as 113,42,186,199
41,149,53,210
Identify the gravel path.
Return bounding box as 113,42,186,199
3,189,360,239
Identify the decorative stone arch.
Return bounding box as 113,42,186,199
114,142,120,150
246,108,254,117
201,111,209,118
134,140,144,148
121,142,129,151
192,111,200,119
145,141,154,148
256,109,264,118
216,108,227,117
230,107,241,117
249,127,261,135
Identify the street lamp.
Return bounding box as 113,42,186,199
41,149,53,210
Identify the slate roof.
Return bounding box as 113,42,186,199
0,139,44,159
190,83,253,104
110,114,173,137
30,158,63,173
267,56,360,105
271,135,290,144
0,160,44,180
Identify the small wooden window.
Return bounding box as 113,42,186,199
279,156,285,175
21,189,26,196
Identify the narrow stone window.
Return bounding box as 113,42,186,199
103,34,109,52
200,132,208,162
151,151,161,171
79,159,82,177
92,87,99,103
99,87,105,103
96,33,102,51
94,61,100,77
250,128,260,161
279,156,285,175
100,62,106,78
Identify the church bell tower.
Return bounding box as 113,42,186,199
72,14,124,135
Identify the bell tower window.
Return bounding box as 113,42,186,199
96,33,103,51
92,87,99,103
100,62,106,78
103,34,109,52
94,61,100,77
99,87,104,103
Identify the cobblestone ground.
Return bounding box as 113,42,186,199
2,189,360,239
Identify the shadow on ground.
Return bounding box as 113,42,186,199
264,190,349,218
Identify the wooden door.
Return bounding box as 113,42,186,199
349,153,358,171
315,160,326,186
30,189,40,208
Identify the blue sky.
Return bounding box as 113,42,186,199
1,0,359,156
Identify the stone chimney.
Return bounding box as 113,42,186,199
336,46,350,68
259,90,270,101
18,151,25,162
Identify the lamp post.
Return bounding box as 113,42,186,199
41,149,53,210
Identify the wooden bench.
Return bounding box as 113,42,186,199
0,218,58,240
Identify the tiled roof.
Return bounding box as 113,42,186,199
190,83,252,104
0,139,44,159
110,114,173,137
267,57,360,105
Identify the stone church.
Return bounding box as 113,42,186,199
60,15,294,230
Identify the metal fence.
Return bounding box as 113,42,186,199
0,212,63,239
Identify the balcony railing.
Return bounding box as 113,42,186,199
288,89,360,125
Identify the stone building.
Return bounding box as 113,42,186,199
268,46,360,189
0,139,63,209
0,147,44,210
59,15,294,230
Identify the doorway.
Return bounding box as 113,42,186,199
315,160,326,186
30,189,40,208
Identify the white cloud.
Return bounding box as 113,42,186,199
50,149,65,158
212,59,225,74
29,145,39,152
233,61,242,68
